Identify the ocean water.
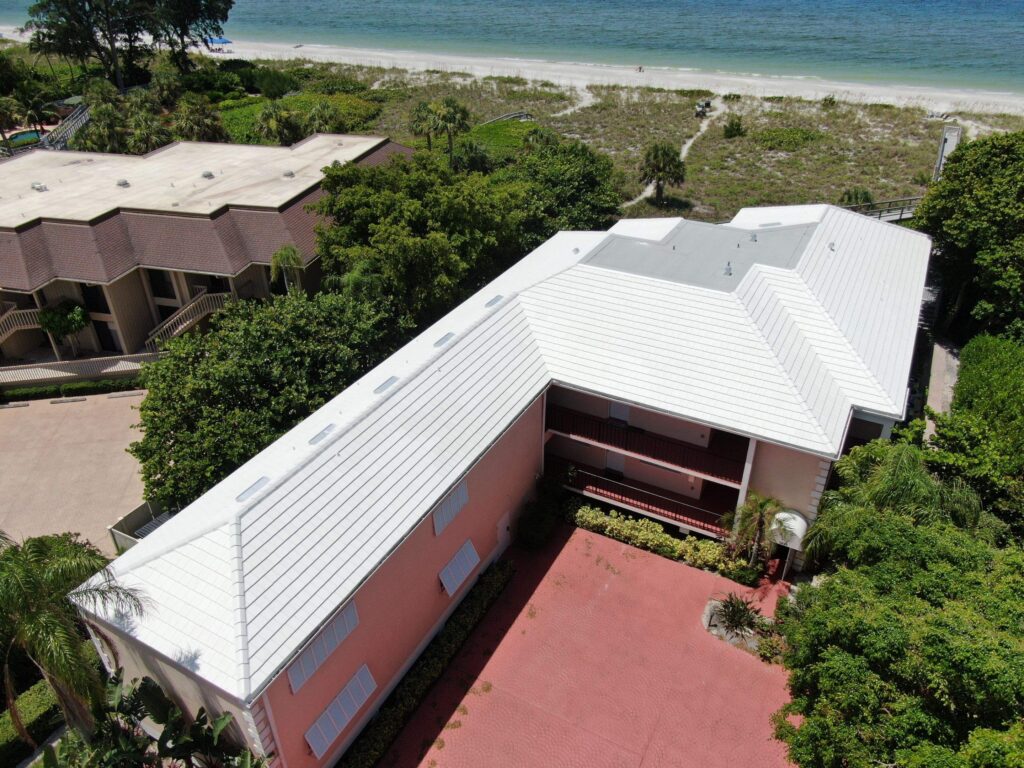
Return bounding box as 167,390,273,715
1,0,1022,93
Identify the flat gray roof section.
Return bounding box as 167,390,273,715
584,219,818,291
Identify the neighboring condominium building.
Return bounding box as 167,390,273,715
81,205,930,767
0,136,410,364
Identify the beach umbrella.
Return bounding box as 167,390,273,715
205,36,232,45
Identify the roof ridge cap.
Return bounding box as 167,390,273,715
231,516,252,698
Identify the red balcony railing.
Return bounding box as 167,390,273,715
546,405,746,484
549,458,733,537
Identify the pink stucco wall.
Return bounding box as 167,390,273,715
747,440,823,514
258,396,545,768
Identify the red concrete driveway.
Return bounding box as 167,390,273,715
382,526,792,768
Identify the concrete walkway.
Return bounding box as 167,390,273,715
924,341,960,437
0,392,145,554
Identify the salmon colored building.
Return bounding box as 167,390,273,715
82,205,930,766
0,136,410,366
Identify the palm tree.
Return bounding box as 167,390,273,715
305,100,342,135
640,142,686,204
803,441,981,565
16,93,57,135
723,491,785,567
172,93,227,143
0,96,20,154
270,244,303,292
124,91,170,155
409,101,433,151
428,97,470,167
254,100,299,146
0,531,145,744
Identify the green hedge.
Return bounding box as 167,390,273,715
337,561,515,768
570,502,759,584
0,377,142,403
0,679,61,766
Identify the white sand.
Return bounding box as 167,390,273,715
4,24,1023,115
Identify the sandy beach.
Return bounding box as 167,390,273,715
4,24,1024,115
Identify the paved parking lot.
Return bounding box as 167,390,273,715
383,527,792,768
0,392,145,555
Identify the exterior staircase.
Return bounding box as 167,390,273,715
0,302,43,344
144,290,231,352
39,104,91,151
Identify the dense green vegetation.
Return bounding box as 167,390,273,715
928,335,1024,536
130,292,398,509
913,131,1024,339
776,441,1024,768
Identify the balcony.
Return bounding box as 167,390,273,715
548,458,733,537
545,405,747,485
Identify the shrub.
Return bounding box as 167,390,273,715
711,592,761,636
0,679,61,766
753,127,825,152
722,93,742,102
723,115,746,139
573,505,682,558
756,633,785,663
821,94,838,109
0,377,142,403
838,187,874,206
0,384,60,402
337,561,514,768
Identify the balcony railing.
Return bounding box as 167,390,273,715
144,289,231,352
0,306,42,345
546,405,746,485
551,458,732,537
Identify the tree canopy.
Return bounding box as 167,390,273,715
913,131,1024,339
776,441,1024,768
130,292,398,509
928,334,1024,536
25,0,235,88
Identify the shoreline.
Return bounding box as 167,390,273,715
4,24,1024,115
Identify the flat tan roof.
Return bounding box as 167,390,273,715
0,134,386,228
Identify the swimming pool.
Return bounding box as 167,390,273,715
10,129,42,147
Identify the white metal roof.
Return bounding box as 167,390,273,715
89,207,930,701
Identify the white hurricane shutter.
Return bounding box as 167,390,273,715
439,540,481,596
433,481,469,535
304,664,377,759
287,602,360,693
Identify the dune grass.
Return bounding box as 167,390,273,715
679,96,944,221
545,85,709,199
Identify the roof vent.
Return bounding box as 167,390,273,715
724,261,733,277
235,476,270,503
201,170,215,179
750,232,757,242
485,294,503,308
30,182,47,192
116,179,130,188
828,241,836,252
283,170,295,178
572,247,580,254
758,221,782,228
374,376,399,394
308,423,336,445
434,332,455,348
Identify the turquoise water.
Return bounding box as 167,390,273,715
1,0,1022,92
